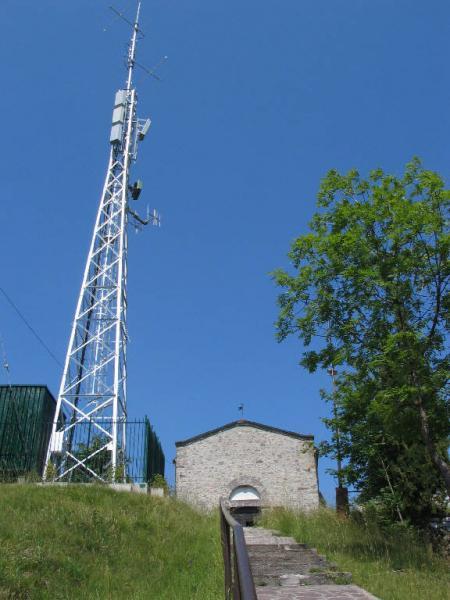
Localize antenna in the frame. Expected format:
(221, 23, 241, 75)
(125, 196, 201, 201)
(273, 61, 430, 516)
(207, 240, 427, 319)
(124, 1, 141, 91)
(106, 5, 167, 83)
(127, 204, 161, 228)
(135, 56, 168, 82)
(104, 5, 143, 35)
(109, 6, 144, 34)
(44, 0, 160, 483)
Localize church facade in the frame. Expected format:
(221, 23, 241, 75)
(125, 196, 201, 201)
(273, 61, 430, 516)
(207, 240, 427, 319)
(174, 420, 319, 513)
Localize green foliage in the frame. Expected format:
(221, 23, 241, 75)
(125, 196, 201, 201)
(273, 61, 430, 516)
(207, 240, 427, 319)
(24, 470, 42, 483)
(55, 436, 129, 483)
(274, 158, 450, 524)
(44, 461, 57, 482)
(151, 473, 169, 491)
(109, 460, 127, 483)
(69, 436, 112, 482)
(0, 485, 222, 599)
(263, 508, 449, 600)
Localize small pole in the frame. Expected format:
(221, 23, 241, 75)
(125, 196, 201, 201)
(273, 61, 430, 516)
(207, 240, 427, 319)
(0, 333, 11, 388)
(327, 366, 348, 514)
(238, 404, 244, 419)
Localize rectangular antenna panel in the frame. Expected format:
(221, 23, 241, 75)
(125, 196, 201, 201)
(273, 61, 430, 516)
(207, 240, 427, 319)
(139, 118, 151, 140)
(110, 123, 123, 144)
(114, 90, 127, 107)
(112, 105, 125, 124)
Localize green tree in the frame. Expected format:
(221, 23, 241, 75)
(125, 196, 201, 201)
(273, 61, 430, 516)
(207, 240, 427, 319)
(66, 437, 126, 483)
(69, 436, 111, 482)
(273, 159, 449, 523)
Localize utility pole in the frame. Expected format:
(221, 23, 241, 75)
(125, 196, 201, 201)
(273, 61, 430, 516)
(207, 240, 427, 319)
(327, 366, 348, 514)
(44, 1, 158, 482)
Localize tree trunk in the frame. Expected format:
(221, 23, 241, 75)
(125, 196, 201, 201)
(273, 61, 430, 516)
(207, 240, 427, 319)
(412, 372, 450, 495)
(380, 455, 403, 523)
(417, 400, 450, 494)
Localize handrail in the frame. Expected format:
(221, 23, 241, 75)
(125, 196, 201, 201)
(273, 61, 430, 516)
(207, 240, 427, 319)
(219, 498, 257, 600)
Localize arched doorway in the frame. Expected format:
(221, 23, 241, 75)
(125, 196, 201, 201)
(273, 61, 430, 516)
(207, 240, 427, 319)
(229, 485, 261, 526)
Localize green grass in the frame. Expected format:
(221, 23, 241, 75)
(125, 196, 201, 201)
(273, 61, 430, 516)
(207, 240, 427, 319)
(0, 485, 223, 599)
(262, 508, 449, 600)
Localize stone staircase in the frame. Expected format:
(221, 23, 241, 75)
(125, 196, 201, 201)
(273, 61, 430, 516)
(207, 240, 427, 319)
(244, 527, 378, 600)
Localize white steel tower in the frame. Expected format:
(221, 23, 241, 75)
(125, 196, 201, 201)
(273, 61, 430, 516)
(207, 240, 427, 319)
(45, 2, 155, 482)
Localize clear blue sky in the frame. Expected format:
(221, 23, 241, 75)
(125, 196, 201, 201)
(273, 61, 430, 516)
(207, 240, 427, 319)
(1, 0, 450, 504)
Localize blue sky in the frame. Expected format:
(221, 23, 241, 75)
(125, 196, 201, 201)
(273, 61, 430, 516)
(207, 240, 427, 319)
(1, 0, 450, 503)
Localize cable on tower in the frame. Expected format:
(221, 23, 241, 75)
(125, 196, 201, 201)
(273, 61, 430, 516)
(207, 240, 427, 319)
(0, 287, 62, 368)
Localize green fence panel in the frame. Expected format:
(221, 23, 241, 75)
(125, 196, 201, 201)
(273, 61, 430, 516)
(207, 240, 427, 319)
(143, 416, 165, 483)
(0, 385, 58, 480)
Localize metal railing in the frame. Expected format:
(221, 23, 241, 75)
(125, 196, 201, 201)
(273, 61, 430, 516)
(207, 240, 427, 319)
(220, 498, 257, 600)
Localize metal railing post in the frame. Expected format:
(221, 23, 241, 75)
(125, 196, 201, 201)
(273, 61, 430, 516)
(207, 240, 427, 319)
(220, 505, 233, 599)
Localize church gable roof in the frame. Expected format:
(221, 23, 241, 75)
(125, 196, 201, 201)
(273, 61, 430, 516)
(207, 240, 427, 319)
(175, 419, 314, 447)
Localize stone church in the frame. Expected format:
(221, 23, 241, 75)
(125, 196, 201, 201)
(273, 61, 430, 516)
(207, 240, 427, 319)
(174, 420, 319, 519)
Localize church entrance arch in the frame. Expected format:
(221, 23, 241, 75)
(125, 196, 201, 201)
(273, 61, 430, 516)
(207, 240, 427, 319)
(229, 485, 261, 526)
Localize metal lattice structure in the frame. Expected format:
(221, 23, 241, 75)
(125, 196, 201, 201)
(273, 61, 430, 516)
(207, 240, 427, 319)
(45, 2, 156, 482)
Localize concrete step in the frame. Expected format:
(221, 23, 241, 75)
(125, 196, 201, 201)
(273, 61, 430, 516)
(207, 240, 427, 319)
(253, 571, 352, 587)
(255, 584, 379, 599)
(245, 527, 352, 587)
(247, 527, 378, 598)
(244, 527, 297, 546)
(248, 544, 330, 560)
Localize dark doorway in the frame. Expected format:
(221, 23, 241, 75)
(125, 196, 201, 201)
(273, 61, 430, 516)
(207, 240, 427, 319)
(230, 505, 260, 526)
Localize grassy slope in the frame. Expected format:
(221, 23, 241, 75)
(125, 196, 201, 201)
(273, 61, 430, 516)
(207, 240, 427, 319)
(262, 508, 449, 600)
(0, 485, 223, 599)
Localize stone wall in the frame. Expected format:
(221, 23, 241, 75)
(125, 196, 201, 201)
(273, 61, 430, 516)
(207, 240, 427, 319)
(175, 423, 319, 511)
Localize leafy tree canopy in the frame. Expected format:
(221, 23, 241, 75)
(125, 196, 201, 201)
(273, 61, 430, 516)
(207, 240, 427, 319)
(273, 158, 449, 525)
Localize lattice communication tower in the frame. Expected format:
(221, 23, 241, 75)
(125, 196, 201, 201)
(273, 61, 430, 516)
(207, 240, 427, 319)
(45, 2, 157, 482)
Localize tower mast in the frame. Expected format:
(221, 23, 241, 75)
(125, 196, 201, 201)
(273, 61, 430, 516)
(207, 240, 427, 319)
(45, 1, 152, 482)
